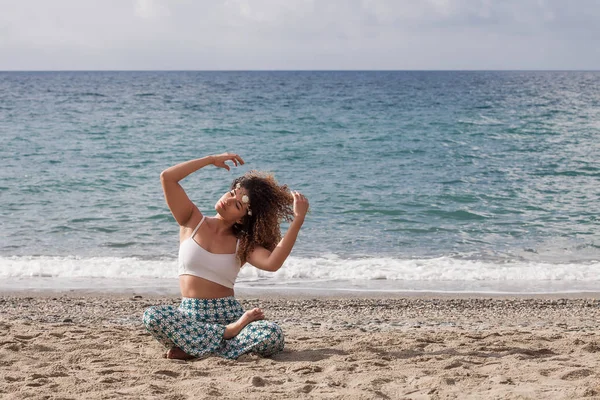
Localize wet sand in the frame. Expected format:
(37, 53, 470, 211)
(1, 293, 599, 399)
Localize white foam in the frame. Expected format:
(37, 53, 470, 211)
(1, 254, 599, 283)
(0, 255, 177, 279)
(237, 254, 600, 282)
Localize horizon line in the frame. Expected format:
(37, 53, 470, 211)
(1, 69, 599, 73)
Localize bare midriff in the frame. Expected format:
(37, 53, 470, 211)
(179, 274, 234, 299)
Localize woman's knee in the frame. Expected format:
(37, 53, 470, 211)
(261, 321, 285, 351)
(142, 306, 162, 328)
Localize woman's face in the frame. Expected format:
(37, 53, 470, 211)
(215, 186, 250, 222)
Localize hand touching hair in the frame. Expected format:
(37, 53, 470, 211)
(231, 171, 294, 264)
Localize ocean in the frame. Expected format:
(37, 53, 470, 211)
(1, 71, 599, 294)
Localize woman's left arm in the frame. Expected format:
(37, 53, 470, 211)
(247, 191, 309, 272)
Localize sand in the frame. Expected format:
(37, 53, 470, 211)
(1, 293, 599, 399)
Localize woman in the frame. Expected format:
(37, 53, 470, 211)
(142, 153, 308, 360)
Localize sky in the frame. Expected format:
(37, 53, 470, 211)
(1, 0, 599, 70)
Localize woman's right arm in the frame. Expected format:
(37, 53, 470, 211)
(160, 153, 244, 226)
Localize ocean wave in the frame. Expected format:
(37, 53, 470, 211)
(423, 209, 489, 221)
(1, 255, 598, 283)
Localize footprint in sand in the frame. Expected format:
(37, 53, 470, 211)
(297, 384, 314, 394)
(442, 377, 457, 386)
(370, 377, 393, 389)
(443, 360, 463, 370)
(250, 376, 267, 387)
(26, 374, 50, 387)
(4, 343, 21, 352)
(560, 369, 595, 381)
(100, 377, 121, 384)
(148, 383, 167, 395)
(291, 365, 323, 374)
(539, 368, 558, 376)
(14, 334, 41, 341)
(582, 342, 600, 353)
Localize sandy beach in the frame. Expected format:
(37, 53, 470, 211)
(1, 293, 599, 399)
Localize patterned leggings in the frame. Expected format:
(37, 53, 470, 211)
(142, 297, 284, 359)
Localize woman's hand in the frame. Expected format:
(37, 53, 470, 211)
(247, 190, 309, 272)
(292, 191, 309, 221)
(211, 153, 245, 171)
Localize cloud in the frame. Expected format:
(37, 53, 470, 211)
(0, 0, 599, 69)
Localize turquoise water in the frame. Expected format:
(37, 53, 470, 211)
(1, 71, 599, 292)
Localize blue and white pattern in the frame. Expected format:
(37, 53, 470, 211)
(142, 297, 284, 359)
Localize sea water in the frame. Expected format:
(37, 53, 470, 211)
(1, 71, 599, 293)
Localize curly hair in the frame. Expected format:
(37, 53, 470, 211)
(230, 171, 294, 265)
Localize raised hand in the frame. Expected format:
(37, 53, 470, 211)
(212, 153, 245, 171)
(292, 191, 309, 220)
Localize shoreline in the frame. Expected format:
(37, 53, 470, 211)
(1, 286, 599, 300)
(4, 272, 600, 297)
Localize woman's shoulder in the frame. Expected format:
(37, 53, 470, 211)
(179, 210, 204, 232)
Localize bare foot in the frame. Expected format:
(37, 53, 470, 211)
(165, 347, 195, 360)
(224, 308, 265, 339)
(239, 308, 265, 327)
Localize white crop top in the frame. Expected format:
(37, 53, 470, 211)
(178, 216, 241, 288)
